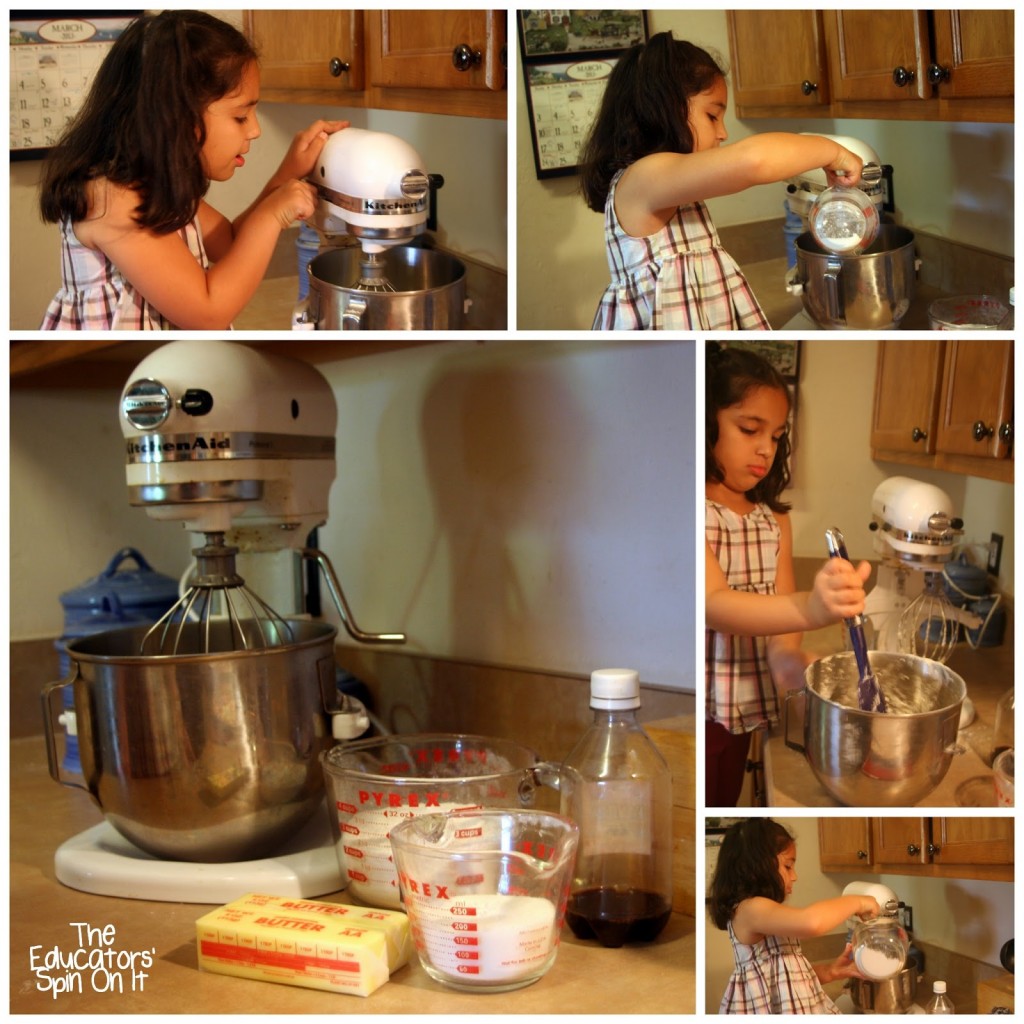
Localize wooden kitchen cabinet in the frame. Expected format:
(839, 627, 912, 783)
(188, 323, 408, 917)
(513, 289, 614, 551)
(246, 10, 506, 120)
(817, 818, 873, 869)
(871, 339, 1013, 483)
(822, 10, 930, 104)
(934, 340, 1014, 462)
(369, 11, 505, 95)
(820, 817, 1013, 882)
(726, 12, 830, 118)
(245, 11, 365, 99)
(728, 9, 1012, 122)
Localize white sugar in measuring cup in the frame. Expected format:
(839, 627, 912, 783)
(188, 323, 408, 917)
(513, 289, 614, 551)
(389, 809, 579, 992)
(809, 167, 882, 255)
(321, 735, 560, 910)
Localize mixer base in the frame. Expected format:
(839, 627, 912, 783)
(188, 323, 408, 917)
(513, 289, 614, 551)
(55, 805, 344, 904)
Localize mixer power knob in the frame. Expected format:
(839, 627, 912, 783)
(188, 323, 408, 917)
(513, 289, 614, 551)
(452, 43, 482, 72)
(892, 66, 916, 88)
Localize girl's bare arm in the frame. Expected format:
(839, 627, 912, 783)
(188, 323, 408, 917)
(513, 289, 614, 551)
(617, 133, 863, 237)
(733, 894, 879, 944)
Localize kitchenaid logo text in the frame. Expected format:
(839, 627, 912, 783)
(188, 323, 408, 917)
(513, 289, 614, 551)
(28, 923, 154, 999)
(127, 435, 232, 456)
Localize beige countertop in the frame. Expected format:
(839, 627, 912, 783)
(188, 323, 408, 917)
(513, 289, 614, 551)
(762, 624, 1013, 808)
(10, 735, 694, 1015)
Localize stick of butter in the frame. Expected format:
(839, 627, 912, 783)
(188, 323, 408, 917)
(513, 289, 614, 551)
(228, 893, 412, 973)
(196, 903, 390, 997)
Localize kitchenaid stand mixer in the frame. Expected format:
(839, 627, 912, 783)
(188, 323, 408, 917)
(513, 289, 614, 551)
(47, 340, 405, 902)
(295, 128, 467, 330)
(862, 477, 982, 662)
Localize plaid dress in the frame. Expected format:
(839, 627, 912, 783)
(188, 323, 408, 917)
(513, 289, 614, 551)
(592, 169, 770, 331)
(706, 499, 780, 735)
(720, 920, 840, 1014)
(41, 216, 210, 330)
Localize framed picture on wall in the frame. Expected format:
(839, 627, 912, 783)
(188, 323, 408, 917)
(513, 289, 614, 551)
(10, 13, 141, 161)
(519, 11, 649, 179)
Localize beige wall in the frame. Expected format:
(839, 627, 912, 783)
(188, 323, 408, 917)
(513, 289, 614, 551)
(10, 10, 507, 330)
(516, 10, 1014, 329)
(10, 340, 695, 691)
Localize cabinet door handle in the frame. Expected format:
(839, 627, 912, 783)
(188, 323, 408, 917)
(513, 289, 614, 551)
(911, 426, 928, 443)
(801, 79, 818, 96)
(999, 422, 1013, 443)
(857, 849, 868, 860)
(907, 843, 920, 855)
(892, 66, 916, 87)
(927, 63, 951, 85)
(329, 58, 350, 77)
(452, 43, 482, 72)
(973, 420, 996, 441)
(928, 843, 941, 855)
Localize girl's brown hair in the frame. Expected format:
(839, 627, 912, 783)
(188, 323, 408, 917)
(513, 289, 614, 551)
(40, 10, 258, 234)
(708, 818, 795, 929)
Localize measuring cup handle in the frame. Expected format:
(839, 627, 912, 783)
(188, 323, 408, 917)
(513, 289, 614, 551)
(40, 672, 90, 793)
(524, 760, 563, 804)
(783, 687, 807, 754)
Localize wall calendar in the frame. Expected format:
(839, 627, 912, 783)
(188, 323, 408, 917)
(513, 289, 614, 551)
(10, 14, 139, 160)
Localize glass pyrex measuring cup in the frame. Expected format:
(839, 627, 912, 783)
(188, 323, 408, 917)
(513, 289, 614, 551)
(809, 167, 882, 256)
(850, 917, 909, 980)
(321, 734, 559, 910)
(389, 809, 579, 992)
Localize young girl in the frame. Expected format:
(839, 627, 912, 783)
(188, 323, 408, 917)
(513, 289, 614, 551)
(39, 10, 347, 330)
(705, 343, 871, 806)
(579, 32, 864, 331)
(709, 818, 880, 1014)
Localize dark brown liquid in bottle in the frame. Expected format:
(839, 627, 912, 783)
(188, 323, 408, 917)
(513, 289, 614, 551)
(565, 888, 671, 948)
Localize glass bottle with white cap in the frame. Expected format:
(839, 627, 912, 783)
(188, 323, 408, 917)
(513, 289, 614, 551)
(559, 668, 673, 947)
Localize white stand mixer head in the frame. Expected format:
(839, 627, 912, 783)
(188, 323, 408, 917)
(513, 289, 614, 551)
(309, 127, 436, 253)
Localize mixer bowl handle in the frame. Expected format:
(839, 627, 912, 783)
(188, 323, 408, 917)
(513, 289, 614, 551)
(342, 296, 367, 330)
(783, 687, 807, 754)
(41, 672, 92, 794)
(823, 256, 845, 325)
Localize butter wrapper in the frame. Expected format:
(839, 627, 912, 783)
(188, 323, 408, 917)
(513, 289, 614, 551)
(230, 893, 412, 973)
(196, 902, 390, 997)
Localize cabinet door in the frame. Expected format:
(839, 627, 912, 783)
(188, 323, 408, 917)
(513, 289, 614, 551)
(931, 11, 1014, 99)
(931, 817, 1013, 866)
(372, 10, 505, 92)
(818, 818, 873, 869)
(934, 340, 1013, 460)
(245, 11, 365, 95)
(871, 340, 945, 455)
(726, 12, 830, 111)
(872, 817, 928, 866)
(823, 10, 929, 102)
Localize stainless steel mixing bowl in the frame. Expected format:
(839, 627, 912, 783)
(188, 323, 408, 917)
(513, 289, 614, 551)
(848, 965, 919, 1014)
(42, 620, 339, 862)
(784, 651, 965, 806)
(795, 225, 917, 329)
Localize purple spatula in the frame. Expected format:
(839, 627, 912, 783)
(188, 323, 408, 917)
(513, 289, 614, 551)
(825, 527, 887, 713)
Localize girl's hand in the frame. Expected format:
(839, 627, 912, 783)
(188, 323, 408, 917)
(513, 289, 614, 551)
(823, 942, 869, 983)
(260, 178, 319, 230)
(824, 144, 864, 188)
(276, 119, 349, 182)
(857, 896, 882, 921)
(807, 558, 871, 627)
